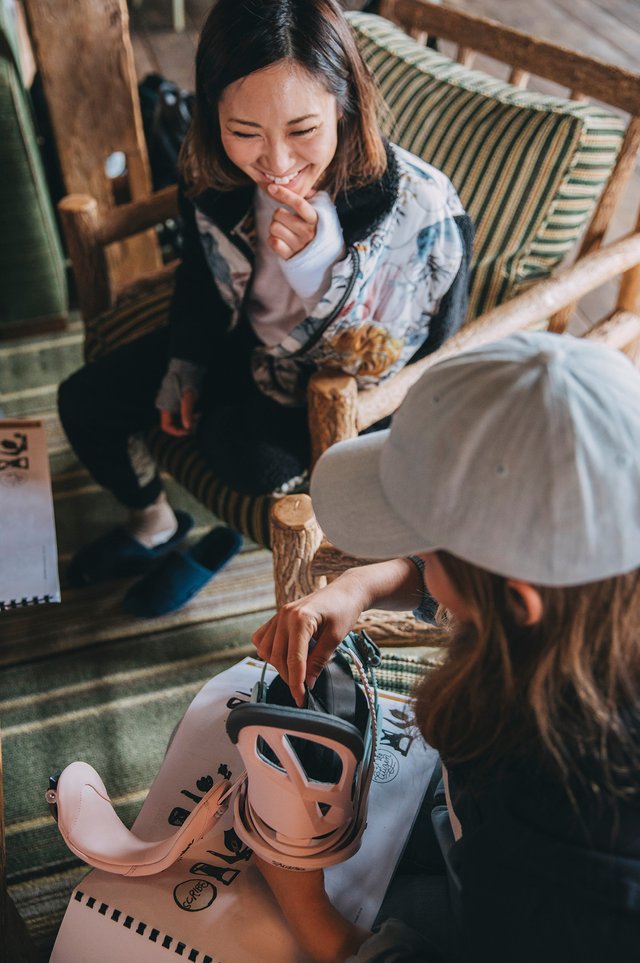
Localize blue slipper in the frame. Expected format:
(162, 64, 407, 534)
(122, 526, 243, 617)
(67, 511, 194, 587)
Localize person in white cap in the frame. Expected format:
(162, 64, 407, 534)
(252, 330, 640, 963)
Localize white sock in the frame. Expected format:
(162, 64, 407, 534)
(127, 494, 178, 549)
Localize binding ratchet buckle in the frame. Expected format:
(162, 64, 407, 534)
(44, 631, 381, 876)
(226, 631, 381, 870)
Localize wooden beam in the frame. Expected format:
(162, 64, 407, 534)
(312, 540, 379, 576)
(98, 186, 179, 246)
(270, 496, 327, 608)
(392, 0, 640, 114)
(585, 309, 640, 351)
(355, 610, 450, 648)
(307, 371, 358, 468)
(58, 195, 112, 321)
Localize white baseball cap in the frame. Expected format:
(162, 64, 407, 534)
(310, 331, 640, 586)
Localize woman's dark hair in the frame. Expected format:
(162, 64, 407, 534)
(180, 0, 387, 195)
(414, 552, 640, 801)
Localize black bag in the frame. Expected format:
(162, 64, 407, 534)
(138, 73, 194, 191)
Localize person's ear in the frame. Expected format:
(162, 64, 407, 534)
(505, 579, 544, 626)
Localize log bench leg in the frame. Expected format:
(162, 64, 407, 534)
(270, 494, 327, 608)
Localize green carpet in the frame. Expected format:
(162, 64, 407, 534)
(0, 320, 434, 956)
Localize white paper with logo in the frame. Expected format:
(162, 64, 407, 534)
(0, 419, 60, 608)
(52, 658, 436, 962)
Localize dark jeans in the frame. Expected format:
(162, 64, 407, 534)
(57, 326, 310, 507)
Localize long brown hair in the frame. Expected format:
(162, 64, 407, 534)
(414, 552, 640, 798)
(180, 0, 387, 196)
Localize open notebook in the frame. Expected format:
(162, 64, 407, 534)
(0, 419, 60, 608)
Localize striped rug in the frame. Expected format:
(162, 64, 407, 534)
(0, 320, 435, 955)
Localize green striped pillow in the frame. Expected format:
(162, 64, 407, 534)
(348, 12, 625, 319)
(84, 281, 174, 363)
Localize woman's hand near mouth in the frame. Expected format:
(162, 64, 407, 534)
(267, 182, 319, 259)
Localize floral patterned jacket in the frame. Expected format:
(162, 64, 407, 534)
(170, 144, 473, 405)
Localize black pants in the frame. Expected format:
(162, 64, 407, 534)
(57, 326, 310, 507)
(375, 760, 458, 960)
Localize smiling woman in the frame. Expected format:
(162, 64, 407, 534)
(56, 0, 472, 616)
(218, 62, 340, 201)
(217, 61, 341, 260)
(183, 0, 387, 195)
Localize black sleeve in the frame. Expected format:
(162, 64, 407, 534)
(409, 212, 474, 364)
(168, 185, 233, 364)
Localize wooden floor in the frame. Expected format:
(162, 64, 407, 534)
(129, 0, 640, 330)
(131, 0, 640, 89)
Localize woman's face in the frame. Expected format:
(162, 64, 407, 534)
(218, 60, 340, 198)
(415, 552, 476, 624)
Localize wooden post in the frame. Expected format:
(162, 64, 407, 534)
(270, 496, 327, 608)
(456, 45, 475, 67)
(58, 195, 112, 321)
(307, 371, 358, 468)
(378, 0, 398, 21)
(23, 0, 162, 291)
(585, 310, 640, 353)
(617, 205, 640, 315)
(408, 27, 428, 44)
(508, 67, 530, 88)
(618, 269, 640, 315)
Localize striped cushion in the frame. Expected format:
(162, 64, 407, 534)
(349, 12, 625, 319)
(84, 281, 174, 363)
(375, 653, 426, 694)
(85, 285, 276, 548)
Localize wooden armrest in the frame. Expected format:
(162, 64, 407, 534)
(586, 309, 640, 350)
(356, 231, 640, 431)
(59, 186, 178, 246)
(307, 231, 640, 454)
(58, 187, 180, 321)
(270, 493, 450, 643)
(97, 186, 179, 245)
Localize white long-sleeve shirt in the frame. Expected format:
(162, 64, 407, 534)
(247, 189, 346, 347)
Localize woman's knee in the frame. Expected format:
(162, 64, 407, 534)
(199, 405, 310, 494)
(207, 440, 307, 494)
(58, 366, 95, 431)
